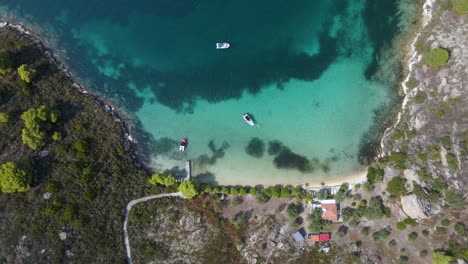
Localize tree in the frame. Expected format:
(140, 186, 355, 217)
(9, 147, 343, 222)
(204, 185, 212, 193)
(163, 175, 175, 187)
(445, 189, 464, 208)
(286, 202, 302, 218)
(432, 251, 452, 264)
(249, 187, 258, 195)
(451, 0, 468, 14)
(52, 132, 62, 141)
(230, 187, 238, 195)
(396, 221, 406, 230)
(317, 189, 328, 200)
(239, 187, 247, 195)
(308, 208, 331, 233)
(74, 139, 90, 153)
(0, 52, 12, 74)
(0, 112, 8, 123)
(17, 64, 36, 83)
(0, 162, 32, 193)
(148, 174, 165, 186)
(21, 106, 60, 150)
(386, 177, 407, 196)
(336, 225, 348, 238)
(367, 166, 384, 184)
(425, 48, 450, 69)
(178, 180, 198, 199)
(256, 192, 269, 204)
(408, 232, 418, 241)
(454, 222, 465, 236)
(291, 187, 301, 196)
(280, 187, 291, 198)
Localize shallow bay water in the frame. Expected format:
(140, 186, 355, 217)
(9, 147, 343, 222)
(0, 0, 405, 185)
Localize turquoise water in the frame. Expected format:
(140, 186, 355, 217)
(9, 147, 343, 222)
(0, 0, 404, 185)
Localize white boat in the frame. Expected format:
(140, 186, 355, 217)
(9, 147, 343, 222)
(216, 43, 230, 49)
(179, 138, 187, 151)
(243, 113, 254, 126)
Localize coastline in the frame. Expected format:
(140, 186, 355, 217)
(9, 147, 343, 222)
(0, 21, 140, 165)
(378, 0, 435, 157)
(0, 0, 432, 191)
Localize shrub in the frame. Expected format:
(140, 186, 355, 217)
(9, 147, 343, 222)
(17, 64, 36, 83)
(436, 226, 447, 235)
(308, 208, 331, 233)
(422, 229, 429, 237)
(178, 180, 198, 199)
(388, 239, 397, 247)
(0, 162, 33, 193)
(414, 92, 426, 104)
(249, 187, 258, 195)
(388, 152, 407, 169)
(372, 227, 391, 241)
(403, 217, 417, 226)
(280, 187, 291, 198)
(286, 202, 302, 218)
(230, 187, 239, 195)
(445, 189, 464, 208)
(399, 255, 409, 264)
(336, 225, 348, 238)
(221, 186, 229, 194)
(406, 78, 418, 88)
(204, 185, 212, 193)
(367, 165, 384, 184)
(396, 221, 406, 230)
(408, 232, 418, 241)
(74, 139, 90, 153)
(291, 187, 301, 196)
(0, 52, 12, 74)
(454, 222, 465, 236)
(52, 132, 62, 141)
(446, 153, 459, 170)
(0, 111, 9, 123)
(420, 250, 428, 258)
(231, 197, 242, 207)
(451, 0, 468, 14)
(441, 219, 450, 227)
(387, 177, 407, 196)
(239, 187, 247, 195)
(361, 227, 369, 236)
(364, 197, 387, 219)
(424, 48, 449, 69)
(363, 182, 374, 193)
(256, 192, 269, 204)
(432, 251, 452, 264)
(45, 183, 58, 193)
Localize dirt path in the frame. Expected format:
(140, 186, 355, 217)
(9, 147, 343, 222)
(123, 192, 183, 264)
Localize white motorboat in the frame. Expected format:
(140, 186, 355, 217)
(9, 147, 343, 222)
(243, 113, 254, 126)
(179, 138, 187, 151)
(216, 43, 230, 49)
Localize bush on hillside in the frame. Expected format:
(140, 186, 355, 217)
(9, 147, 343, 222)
(0, 52, 12, 74)
(17, 64, 36, 83)
(424, 48, 449, 69)
(0, 112, 8, 123)
(454, 222, 465, 236)
(386, 177, 407, 196)
(367, 165, 384, 184)
(0, 161, 33, 193)
(451, 0, 468, 14)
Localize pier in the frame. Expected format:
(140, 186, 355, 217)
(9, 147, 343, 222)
(185, 160, 191, 181)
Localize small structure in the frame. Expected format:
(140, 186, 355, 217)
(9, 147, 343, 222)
(312, 199, 339, 223)
(308, 233, 331, 243)
(293, 228, 306, 242)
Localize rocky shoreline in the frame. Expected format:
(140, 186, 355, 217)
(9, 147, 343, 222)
(0, 21, 140, 164)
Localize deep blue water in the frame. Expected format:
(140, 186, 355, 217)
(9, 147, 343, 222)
(0, 0, 407, 185)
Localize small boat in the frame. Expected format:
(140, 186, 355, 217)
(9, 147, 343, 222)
(242, 113, 254, 126)
(216, 43, 230, 49)
(179, 138, 187, 151)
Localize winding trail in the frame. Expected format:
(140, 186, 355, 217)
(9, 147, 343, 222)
(123, 192, 183, 264)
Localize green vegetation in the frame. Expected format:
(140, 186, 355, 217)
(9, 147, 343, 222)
(396, 221, 406, 230)
(408, 231, 418, 241)
(52, 132, 62, 141)
(420, 250, 428, 258)
(422, 229, 429, 237)
(0, 112, 8, 123)
(454, 222, 465, 236)
(386, 177, 407, 196)
(178, 180, 198, 199)
(445, 189, 464, 208)
(440, 219, 450, 227)
(403, 217, 417, 227)
(432, 251, 452, 264)
(21, 105, 60, 150)
(405, 78, 418, 89)
(17, 64, 36, 83)
(372, 227, 391, 241)
(334, 183, 349, 203)
(451, 0, 468, 14)
(0, 161, 32, 193)
(0, 51, 12, 74)
(361, 227, 369, 236)
(388, 152, 407, 169)
(307, 207, 331, 233)
(445, 153, 459, 170)
(424, 48, 449, 69)
(367, 165, 384, 184)
(336, 225, 348, 238)
(74, 139, 90, 153)
(414, 92, 426, 104)
(286, 202, 302, 218)
(436, 226, 447, 235)
(388, 239, 397, 247)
